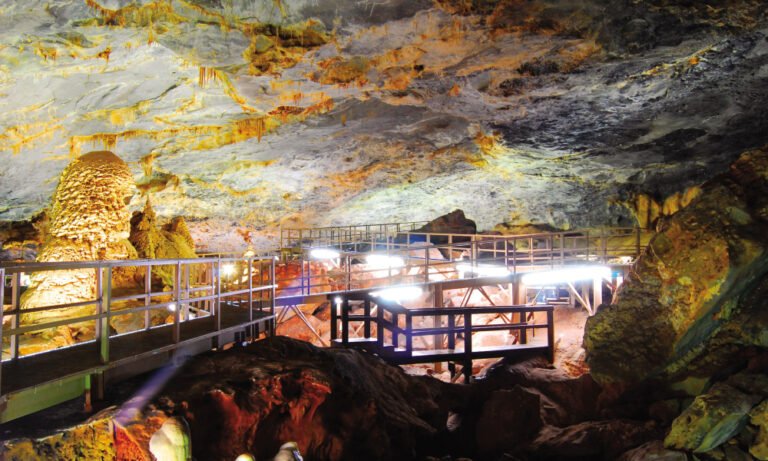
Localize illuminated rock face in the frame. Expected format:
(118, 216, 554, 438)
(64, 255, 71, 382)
(129, 199, 197, 288)
(0, 1, 766, 247)
(584, 146, 768, 391)
(20, 151, 135, 326)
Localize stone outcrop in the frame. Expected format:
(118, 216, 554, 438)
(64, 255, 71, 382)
(664, 382, 760, 453)
(129, 199, 197, 288)
(1, 417, 117, 460)
(414, 209, 477, 236)
(20, 151, 136, 326)
(751, 401, 768, 460)
(584, 147, 768, 391)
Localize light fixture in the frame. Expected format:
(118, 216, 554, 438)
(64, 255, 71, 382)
(520, 265, 611, 287)
(365, 254, 405, 269)
(334, 296, 342, 305)
(456, 263, 510, 278)
(310, 248, 340, 259)
(619, 256, 633, 264)
(167, 302, 177, 312)
(235, 454, 256, 461)
(370, 286, 423, 302)
(221, 263, 236, 277)
(243, 246, 256, 258)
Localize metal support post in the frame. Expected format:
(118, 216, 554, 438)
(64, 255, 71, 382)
(173, 262, 181, 344)
(11, 272, 20, 360)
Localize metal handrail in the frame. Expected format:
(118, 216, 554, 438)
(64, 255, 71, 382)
(280, 221, 429, 249)
(1, 256, 277, 398)
(331, 296, 555, 382)
(273, 227, 653, 298)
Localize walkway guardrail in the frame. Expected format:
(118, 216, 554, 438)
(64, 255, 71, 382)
(330, 293, 554, 382)
(274, 227, 651, 298)
(0, 256, 276, 399)
(280, 221, 429, 250)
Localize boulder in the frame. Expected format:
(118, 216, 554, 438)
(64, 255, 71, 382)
(618, 440, 688, 461)
(584, 147, 768, 390)
(1, 417, 117, 460)
(414, 210, 477, 235)
(475, 387, 544, 456)
(529, 419, 660, 460)
(129, 199, 198, 289)
(478, 357, 602, 426)
(397, 210, 477, 256)
(664, 382, 761, 453)
(750, 400, 768, 460)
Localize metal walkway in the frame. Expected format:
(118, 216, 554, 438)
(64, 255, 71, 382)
(330, 290, 554, 383)
(0, 223, 652, 422)
(0, 256, 276, 422)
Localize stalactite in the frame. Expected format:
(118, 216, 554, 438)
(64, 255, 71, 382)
(198, 66, 217, 87)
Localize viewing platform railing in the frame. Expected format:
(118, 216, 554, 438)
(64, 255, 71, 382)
(330, 293, 555, 382)
(275, 227, 652, 299)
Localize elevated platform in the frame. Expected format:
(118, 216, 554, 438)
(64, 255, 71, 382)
(329, 291, 555, 382)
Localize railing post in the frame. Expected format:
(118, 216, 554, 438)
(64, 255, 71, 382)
(96, 266, 110, 364)
(520, 307, 528, 344)
(405, 312, 413, 356)
(463, 312, 472, 383)
(585, 231, 590, 262)
(504, 239, 509, 270)
(341, 297, 349, 345)
(330, 297, 338, 341)
(601, 228, 607, 262)
(144, 264, 151, 330)
(215, 259, 222, 335)
(547, 308, 555, 363)
(0, 268, 4, 391)
(300, 257, 306, 295)
(376, 299, 384, 348)
(173, 261, 181, 344)
(248, 258, 254, 337)
(512, 238, 517, 275)
(549, 235, 554, 268)
(345, 255, 351, 291)
(10, 272, 20, 360)
(364, 298, 371, 339)
(392, 312, 399, 348)
(560, 233, 565, 264)
(270, 258, 276, 336)
(424, 247, 429, 284)
(307, 260, 312, 295)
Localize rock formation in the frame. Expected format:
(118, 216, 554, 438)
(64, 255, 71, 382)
(583, 147, 768, 458)
(20, 151, 136, 327)
(584, 146, 768, 391)
(129, 199, 197, 288)
(2, 338, 675, 461)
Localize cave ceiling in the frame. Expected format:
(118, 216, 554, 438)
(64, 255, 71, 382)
(1, 0, 767, 244)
